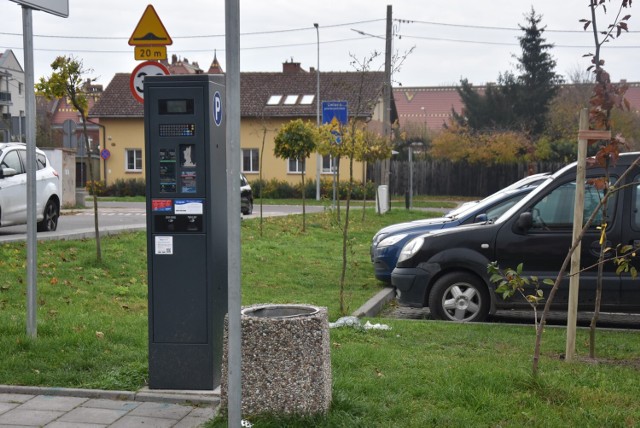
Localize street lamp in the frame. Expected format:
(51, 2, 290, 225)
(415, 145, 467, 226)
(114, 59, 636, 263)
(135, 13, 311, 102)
(314, 23, 321, 201)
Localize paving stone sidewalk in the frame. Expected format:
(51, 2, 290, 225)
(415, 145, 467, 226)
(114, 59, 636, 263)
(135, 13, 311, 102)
(0, 389, 218, 427)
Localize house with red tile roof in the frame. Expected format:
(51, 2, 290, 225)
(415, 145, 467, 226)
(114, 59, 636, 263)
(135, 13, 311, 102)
(33, 79, 103, 186)
(394, 81, 640, 132)
(89, 60, 393, 186)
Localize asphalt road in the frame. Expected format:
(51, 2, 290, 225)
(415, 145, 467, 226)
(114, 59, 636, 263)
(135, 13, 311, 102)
(0, 202, 325, 243)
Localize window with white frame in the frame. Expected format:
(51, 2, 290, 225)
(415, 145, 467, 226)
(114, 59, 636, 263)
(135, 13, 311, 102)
(126, 149, 142, 172)
(242, 148, 259, 173)
(322, 155, 337, 173)
(287, 158, 305, 174)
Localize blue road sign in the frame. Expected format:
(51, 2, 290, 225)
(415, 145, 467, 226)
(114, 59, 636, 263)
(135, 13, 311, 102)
(322, 101, 348, 125)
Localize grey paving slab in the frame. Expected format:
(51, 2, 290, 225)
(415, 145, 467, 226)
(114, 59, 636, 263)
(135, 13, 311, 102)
(0, 393, 34, 404)
(57, 407, 128, 424)
(80, 398, 140, 412)
(0, 386, 218, 427)
(0, 402, 19, 415)
(45, 422, 106, 428)
(128, 401, 192, 420)
(109, 415, 176, 428)
(174, 415, 211, 428)
(20, 395, 89, 411)
(184, 407, 215, 419)
(0, 408, 65, 425)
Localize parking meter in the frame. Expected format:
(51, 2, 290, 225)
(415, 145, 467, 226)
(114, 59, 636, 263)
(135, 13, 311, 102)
(143, 74, 227, 390)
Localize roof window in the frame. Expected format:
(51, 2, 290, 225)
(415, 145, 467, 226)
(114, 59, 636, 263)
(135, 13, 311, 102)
(284, 95, 299, 105)
(300, 95, 315, 105)
(267, 95, 282, 105)
(266, 94, 316, 106)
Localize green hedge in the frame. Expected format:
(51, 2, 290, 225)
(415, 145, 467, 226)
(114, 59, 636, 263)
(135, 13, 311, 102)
(251, 178, 376, 200)
(86, 179, 146, 197)
(86, 177, 376, 200)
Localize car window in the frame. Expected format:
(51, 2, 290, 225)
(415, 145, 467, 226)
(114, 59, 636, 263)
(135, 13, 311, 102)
(485, 193, 528, 221)
(36, 153, 47, 170)
(530, 179, 616, 230)
(1, 150, 24, 174)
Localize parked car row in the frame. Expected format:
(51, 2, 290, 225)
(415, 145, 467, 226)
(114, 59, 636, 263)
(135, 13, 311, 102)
(0, 143, 60, 232)
(374, 152, 640, 322)
(371, 173, 549, 283)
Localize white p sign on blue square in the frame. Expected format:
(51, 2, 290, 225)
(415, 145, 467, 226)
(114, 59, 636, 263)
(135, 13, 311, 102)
(214, 92, 223, 126)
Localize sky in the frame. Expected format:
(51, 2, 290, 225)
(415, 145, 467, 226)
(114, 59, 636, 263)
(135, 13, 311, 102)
(1, 0, 639, 89)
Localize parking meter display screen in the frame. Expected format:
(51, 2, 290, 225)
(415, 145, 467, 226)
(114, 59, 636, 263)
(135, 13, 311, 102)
(159, 99, 194, 115)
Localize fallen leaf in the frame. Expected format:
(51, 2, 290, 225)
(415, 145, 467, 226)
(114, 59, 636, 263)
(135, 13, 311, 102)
(95, 331, 105, 339)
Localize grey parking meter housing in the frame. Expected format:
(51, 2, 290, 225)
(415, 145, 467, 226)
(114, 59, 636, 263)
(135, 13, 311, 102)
(144, 74, 227, 390)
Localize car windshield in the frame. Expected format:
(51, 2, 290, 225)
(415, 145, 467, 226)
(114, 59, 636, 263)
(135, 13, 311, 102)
(493, 173, 559, 225)
(446, 173, 549, 219)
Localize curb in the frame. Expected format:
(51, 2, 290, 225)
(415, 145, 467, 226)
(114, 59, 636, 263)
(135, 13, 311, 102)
(352, 287, 396, 318)
(0, 384, 219, 406)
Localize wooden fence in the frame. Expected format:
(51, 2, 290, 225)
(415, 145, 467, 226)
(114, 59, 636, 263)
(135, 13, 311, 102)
(370, 160, 566, 197)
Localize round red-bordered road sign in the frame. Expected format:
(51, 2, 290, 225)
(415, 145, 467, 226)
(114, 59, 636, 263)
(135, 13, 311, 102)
(129, 61, 170, 103)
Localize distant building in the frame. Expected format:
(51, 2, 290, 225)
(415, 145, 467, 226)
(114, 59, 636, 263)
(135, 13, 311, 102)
(394, 82, 640, 131)
(0, 49, 25, 142)
(90, 59, 393, 186)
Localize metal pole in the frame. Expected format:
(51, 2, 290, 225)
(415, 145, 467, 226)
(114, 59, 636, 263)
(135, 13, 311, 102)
(408, 145, 413, 210)
(22, 6, 37, 339)
(225, 0, 242, 426)
(382, 5, 392, 210)
(314, 23, 321, 201)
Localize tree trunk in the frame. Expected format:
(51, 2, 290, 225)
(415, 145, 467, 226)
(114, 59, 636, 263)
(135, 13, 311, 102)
(79, 109, 101, 262)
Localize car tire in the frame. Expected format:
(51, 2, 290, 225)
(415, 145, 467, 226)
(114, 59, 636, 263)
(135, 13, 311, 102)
(37, 198, 59, 232)
(242, 200, 253, 216)
(428, 272, 490, 322)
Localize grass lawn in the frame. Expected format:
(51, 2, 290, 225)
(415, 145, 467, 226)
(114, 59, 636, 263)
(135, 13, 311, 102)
(0, 207, 431, 389)
(211, 321, 640, 427)
(2, 205, 639, 426)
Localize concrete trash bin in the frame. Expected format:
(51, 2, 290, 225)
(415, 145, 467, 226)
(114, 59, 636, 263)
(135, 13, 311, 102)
(221, 304, 332, 416)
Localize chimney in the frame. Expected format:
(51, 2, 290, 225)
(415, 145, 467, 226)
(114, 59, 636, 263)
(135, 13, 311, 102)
(283, 61, 304, 74)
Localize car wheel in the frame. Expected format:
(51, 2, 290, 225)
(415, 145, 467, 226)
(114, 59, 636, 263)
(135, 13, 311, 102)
(428, 272, 490, 322)
(37, 198, 59, 232)
(247, 200, 253, 215)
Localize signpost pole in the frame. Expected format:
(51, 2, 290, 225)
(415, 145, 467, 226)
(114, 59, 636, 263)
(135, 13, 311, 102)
(226, 0, 242, 425)
(22, 5, 37, 338)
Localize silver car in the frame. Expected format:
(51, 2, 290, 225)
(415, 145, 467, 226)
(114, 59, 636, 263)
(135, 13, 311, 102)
(0, 143, 60, 231)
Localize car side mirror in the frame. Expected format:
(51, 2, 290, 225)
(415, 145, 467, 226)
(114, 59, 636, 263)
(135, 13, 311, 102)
(474, 213, 488, 223)
(0, 167, 17, 179)
(515, 211, 533, 232)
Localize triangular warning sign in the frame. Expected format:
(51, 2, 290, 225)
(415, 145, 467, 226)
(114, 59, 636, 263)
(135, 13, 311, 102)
(128, 5, 173, 46)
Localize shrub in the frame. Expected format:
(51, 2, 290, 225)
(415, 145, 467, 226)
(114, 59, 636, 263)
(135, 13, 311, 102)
(248, 177, 375, 200)
(87, 179, 146, 197)
(85, 180, 107, 196)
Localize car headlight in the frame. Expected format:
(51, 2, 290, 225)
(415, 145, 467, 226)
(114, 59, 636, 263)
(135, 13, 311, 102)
(397, 236, 425, 263)
(372, 232, 388, 246)
(378, 233, 408, 248)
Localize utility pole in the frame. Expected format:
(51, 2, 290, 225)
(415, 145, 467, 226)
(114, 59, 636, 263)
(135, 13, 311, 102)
(380, 4, 393, 208)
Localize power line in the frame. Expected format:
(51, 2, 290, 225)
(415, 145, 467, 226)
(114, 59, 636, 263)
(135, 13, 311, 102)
(0, 19, 385, 40)
(0, 36, 371, 54)
(396, 18, 640, 34)
(397, 34, 640, 49)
